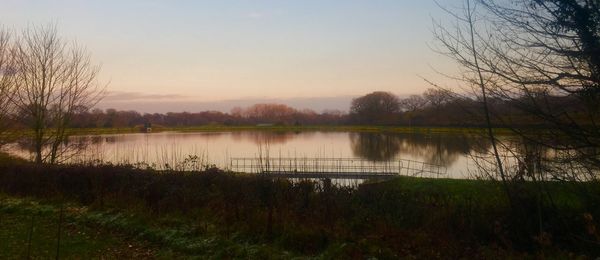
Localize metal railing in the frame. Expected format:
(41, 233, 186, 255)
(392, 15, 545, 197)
(230, 157, 447, 178)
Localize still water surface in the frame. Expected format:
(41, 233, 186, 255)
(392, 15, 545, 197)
(15, 131, 492, 179)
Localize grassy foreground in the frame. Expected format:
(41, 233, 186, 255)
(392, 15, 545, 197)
(0, 196, 293, 259)
(0, 196, 159, 259)
(0, 155, 598, 258)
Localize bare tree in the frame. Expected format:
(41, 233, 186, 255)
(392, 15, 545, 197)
(431, 2, 600, 247)
(0, 27, 16, 146)
(423, 88, 454, 108)
(11, 24, 104, 163)
(433, 0, 600, 182)
(400, 94, 427, 112)
(399, 94, 427, 127)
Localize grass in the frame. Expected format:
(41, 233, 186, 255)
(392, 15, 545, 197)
(378, 176, 591, 210)
(0, 156, 597, 257)
(0, 197, 159, 259)
(0, 195, 295, 259)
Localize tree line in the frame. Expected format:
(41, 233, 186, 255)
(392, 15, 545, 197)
(349, 87, 596, 127)
(63, 104, 347, 128)
(33, 88, 547, 128)
(5, 86, 587, 130)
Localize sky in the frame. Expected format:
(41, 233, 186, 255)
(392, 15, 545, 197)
(1, 0, 457, 112)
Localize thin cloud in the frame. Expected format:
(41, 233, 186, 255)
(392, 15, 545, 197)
(96, 95, 355, 113)
(103, 91, 188, 102)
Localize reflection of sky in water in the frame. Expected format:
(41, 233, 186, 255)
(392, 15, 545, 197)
(8, 131, 497, 179)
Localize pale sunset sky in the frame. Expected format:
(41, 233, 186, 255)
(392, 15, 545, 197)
(1, 0, 457, 112)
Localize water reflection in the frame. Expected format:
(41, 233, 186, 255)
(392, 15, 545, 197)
(230, 131, 303, 145)
(349, 133, 401, 161)
(8, 131, 493, 178)
(350, 132, 488, 166)
(14, 135, 96, 163)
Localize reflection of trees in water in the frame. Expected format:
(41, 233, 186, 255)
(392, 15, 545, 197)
(230, 131, 308, 145)
(498, 137, 564, 180)
(180, 132, 224, 141)
(16, 135, 96, 162)
(349, 132, 489, 166)
(348, 133, 402, 161)
(90, 136, 103, 144)
(16, 139, 36, 153)
(408, 134, 479, 166)
(469, 136, 586, 180)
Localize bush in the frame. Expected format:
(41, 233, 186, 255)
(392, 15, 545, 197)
(0, 158, 597, 257)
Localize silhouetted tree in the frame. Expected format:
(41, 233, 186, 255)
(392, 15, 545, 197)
(350, 91, 400, 125)
(433, 2, 600, 250)
(12, 24, 104, 163)
(399, 94, 427, 126)
(423, 88, 454, 108)
(434, 0, 600, 181)
(400, 95, 427, 112)
(0, 27, 16, 145)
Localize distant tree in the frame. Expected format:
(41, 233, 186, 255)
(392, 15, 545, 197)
(350, 91, 400, 125)
(11, 24, 104, 163)
(321, 109, 344, 123)
(89, 108, 105, 128)
(65, 106, 348, 128)
(243, 103, 296, 124)
(230, 107, 243, 118)
(400, 95, 427, 112)
(0, 27, 16, 145)
(103, 108, 117, 127)
(423, 88, 454, 108)
(399, 94, 427, 126)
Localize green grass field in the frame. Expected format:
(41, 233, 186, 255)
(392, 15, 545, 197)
(0, 195, 294, 259)
(0, 197, 159, 259)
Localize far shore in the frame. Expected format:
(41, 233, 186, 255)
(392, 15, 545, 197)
(2, 125, 518, 137)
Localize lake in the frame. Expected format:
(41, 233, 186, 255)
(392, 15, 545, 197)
(9, 131, 497, 179)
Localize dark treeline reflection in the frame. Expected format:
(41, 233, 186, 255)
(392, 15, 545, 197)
(15, 135, 99, 162)
(16, 136, 92, 153)
(13, 131, 553, 173)
(230, 131, 306, 145)
(17, 135, 122, 152)
(349, 132, 489, 166)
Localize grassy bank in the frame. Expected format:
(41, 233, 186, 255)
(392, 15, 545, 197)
(0, 157, 598, 258)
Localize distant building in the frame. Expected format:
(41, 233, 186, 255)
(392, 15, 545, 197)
(143, 122, 152, 132)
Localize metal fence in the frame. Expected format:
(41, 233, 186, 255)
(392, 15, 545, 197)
(230, 157, 447, 178)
